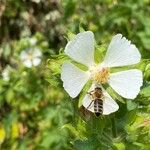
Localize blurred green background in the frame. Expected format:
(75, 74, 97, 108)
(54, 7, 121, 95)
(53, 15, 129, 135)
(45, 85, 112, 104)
(0, 0, 150, 150)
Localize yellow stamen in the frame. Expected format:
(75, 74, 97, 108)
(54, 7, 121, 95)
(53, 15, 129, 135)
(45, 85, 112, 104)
(90, 64, 110, 84)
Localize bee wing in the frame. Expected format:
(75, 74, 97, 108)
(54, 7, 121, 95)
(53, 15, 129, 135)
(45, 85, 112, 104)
(82, 84, 119, 115)
(102, 90, 119, 115)
(82, 93, 95, 113)
(82, 83, 97, 113)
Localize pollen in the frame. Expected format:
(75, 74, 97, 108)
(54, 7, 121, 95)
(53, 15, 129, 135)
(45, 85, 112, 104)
(90, 65, 110, 84)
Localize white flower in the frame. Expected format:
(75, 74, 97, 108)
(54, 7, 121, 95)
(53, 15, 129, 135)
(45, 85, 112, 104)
(20, 48, 42, 68)
(2, 66, 10, 81)
(61, 31, 143, 114)
(31, 0, 41, 3)
(30, 38, 37, 46)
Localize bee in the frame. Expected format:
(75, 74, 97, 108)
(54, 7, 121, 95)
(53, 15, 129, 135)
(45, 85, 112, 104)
(82, 85, 119, 117)
(87, 87, 104, 117)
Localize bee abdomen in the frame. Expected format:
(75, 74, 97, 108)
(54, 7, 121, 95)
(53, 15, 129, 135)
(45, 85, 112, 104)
(94, 99, 103, 116)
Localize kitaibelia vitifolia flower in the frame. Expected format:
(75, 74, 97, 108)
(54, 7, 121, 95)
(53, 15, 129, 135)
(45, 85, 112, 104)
(20, 48, 42, 68)
(61, 31, 143, 115)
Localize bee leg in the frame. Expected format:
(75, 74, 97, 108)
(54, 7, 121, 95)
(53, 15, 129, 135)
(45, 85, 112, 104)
(87, 100, 94, 109)
(87, 90, 94, 95)
(87, 92, 92, 95)
(87, 91, 95, 100)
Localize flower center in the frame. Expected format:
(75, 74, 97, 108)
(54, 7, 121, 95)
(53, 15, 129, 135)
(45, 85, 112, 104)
(89, 64, 110, 84)
(27, 53, 34, 61)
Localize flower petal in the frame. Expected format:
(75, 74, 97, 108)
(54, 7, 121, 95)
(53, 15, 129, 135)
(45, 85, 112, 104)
(61, 62, 90, 98)
(82, 84, 95, 113)
(109, 69, 143, 99)
(82, 84, 119, 115)
(65, 31, 95, 67)
(102, 89, 119, 115)
(23, 60, 32, 68)
(33, 48, 42, 57)
(20, 51, 28, 61)
(33, 58, 41, 66)
(102, 34, 141, 67)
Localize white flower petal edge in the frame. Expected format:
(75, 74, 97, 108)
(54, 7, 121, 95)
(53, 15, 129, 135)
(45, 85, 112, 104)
(82, 84, 119, 115)
(65, 31, 95, 67)
(108, 69, 143, 99)
(61, 62, 90, 98)
(102, 34, 141, 67)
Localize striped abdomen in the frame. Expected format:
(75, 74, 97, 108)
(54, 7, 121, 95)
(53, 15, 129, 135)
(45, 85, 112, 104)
(94, 99, 103, 117)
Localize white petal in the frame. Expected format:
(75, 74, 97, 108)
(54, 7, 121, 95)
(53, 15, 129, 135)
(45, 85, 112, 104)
(65, 31, 95, 67)
(109, 69, 143, 99)
(2, 67, 10, 81)
(20, 51, 28, 61)
(102, 34, 141, 67)
(33, 48, 42, 57)
(61, 62, 90, 98)
(23, 59, 32, 68)
(30, 38, 37, 45)
(32, 58, 41, 66)
(102, 89, 119, 115)
(82, 84, 95, 113)
(82, 84, 119, 115)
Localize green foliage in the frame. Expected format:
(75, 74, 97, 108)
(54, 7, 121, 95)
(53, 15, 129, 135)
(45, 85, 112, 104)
(0, 0, 150, 150)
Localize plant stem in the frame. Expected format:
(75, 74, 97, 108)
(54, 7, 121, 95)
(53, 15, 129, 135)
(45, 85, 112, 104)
(111, 115, 117, 138)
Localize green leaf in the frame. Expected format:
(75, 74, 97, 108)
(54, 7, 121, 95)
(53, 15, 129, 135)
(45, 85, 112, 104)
(105, 86, 125, 104)
(86, 116, 106, 135)
(125, 109, 137, 125)
(46, 77, 59, 87)
(140, 81, 150, 97)
(113, 142, 126, 150)
(64, 0, 76, 19)
(66, 30, 76, 41)
(62, 123, 85, 140)
(74, 138, 98, 150)
(72, 61, 88, 71)
(138, 32, 150, 50)
(135, 59, 150, 71)
(94, 45, 106, 64)
(127, 100, 138, 111)
(144, 64, 150, 81)
(79, 26, 85, 32)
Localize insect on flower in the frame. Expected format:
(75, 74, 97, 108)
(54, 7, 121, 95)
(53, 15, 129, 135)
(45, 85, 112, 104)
(86, 85, 120, 116)
(87, 87, 104, 116)
(61, 31, 143, 115)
